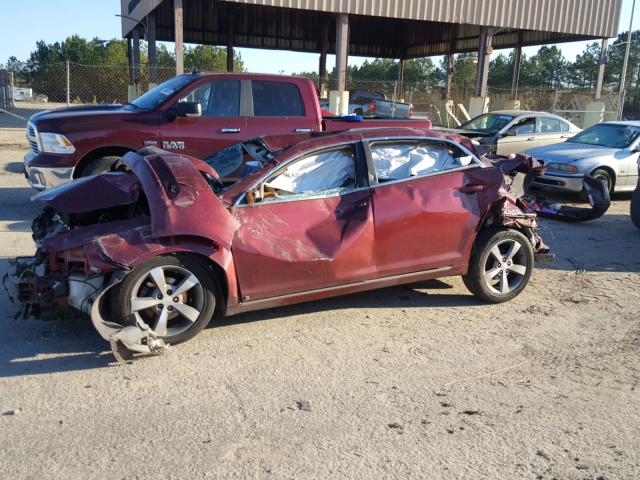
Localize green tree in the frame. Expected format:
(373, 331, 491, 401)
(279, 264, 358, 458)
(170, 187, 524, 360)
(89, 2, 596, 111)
(183, 45, 244, 72)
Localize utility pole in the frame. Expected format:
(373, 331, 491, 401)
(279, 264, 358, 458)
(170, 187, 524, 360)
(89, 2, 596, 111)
(619, 0, 636, 120)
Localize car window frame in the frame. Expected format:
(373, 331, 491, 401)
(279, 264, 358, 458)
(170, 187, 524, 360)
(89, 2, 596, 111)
(233, 141, 370, 208)
(538, 115, 565, 134)
(362, 136, 485, 188)
(504, 116, 537, 136)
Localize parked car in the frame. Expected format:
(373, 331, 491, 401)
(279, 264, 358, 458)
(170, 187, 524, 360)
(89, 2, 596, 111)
(525, 122, 640, 194)
(631, 156, 640, 229)
(7, 128, 550, 358)
(23, 73, 431, 190)
(445, 110, 580, 156)
(321, 89, 413, 118)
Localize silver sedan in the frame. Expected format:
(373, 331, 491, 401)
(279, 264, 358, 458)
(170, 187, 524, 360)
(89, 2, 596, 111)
(525, 121, 640, 194)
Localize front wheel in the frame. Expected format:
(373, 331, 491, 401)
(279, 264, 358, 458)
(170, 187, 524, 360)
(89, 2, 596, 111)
(591, 168, 613, 194)
(111, 255, 218, 345)
(631, 184, 640, 230)
(463, 229, 534, 303)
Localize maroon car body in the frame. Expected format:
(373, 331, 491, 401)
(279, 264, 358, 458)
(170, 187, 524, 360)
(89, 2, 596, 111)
(23, 73, 431, 190)
(8, 128, 550, 360)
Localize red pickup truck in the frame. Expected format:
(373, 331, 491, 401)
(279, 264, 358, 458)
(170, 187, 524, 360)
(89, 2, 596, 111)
(23, 73, 431, 190)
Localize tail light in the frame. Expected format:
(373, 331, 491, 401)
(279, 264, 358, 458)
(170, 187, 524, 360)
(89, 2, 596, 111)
(408, 104, 414, 118)
(368, 101, 376, 113)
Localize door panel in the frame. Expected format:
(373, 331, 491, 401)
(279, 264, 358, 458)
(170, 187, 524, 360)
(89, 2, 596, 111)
(232, 190, 375, 300)
(159, 79, 246, 160)
(497, 116, 539, 155)
(372, 170, 484, 278)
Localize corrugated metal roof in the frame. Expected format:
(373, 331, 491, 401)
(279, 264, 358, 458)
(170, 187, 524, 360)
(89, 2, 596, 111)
(140, 0, 622, 58)
(221, 0, 621, 37)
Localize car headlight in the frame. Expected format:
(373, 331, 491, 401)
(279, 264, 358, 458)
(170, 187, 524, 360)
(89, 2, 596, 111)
(39, 133, 76, 154)
(546, 162, 579, 173)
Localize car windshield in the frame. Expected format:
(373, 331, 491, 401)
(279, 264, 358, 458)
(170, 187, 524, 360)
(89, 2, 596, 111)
(129, 75, 196, 110)
(568, 124, 640, 149)
(461, 113, 515, 133)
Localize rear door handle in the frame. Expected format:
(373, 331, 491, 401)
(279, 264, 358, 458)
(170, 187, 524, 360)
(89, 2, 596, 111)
(295, 128, 312, 133)
(459, 184, 485, 194)
(336, 199, 369, 217)
(527, 137, 536, 141)
(221, 128, 241, 134)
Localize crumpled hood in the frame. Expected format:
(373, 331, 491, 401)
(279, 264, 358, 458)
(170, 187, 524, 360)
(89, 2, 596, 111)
(525, 142, 619, 164)
(33, 148, 239, 250)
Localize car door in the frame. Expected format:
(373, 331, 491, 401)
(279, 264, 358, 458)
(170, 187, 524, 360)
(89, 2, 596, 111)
(159, 78, 246, 159)
(496, 116, 539, 155)
(536, 116, 573, 148)
(243, 79, 320, 139)
(367, 138, 486, 278)
(231, 142, 375, 301)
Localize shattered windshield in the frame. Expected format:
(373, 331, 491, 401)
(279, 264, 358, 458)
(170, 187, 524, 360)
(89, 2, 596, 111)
(568, 124, 640, 149)
(204, 140, 276, 188)
(462, 113, 515, 133)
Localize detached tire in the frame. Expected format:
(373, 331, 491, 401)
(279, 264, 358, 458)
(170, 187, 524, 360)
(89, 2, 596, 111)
(78, 155, 122, 177)
(463, 229, 534, 303)
(631, 184, 640, 230)
(111, 255, 218, 345)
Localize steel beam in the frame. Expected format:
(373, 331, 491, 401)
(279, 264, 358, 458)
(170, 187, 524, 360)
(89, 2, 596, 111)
(174, 0, 184, 75)
(335, 14, 349, 92)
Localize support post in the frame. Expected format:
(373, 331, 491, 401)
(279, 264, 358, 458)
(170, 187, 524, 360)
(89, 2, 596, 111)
(335, 13, 349, 93)
(318, 18, 329, 97)
(174, 0, 184, 75)
(227, 10, 234, 72)
(398, 58, 405, 97)
(445, 53, 455, 100)
(595, 38, 608, 101)
(475, 27, 494, 98)
(66, 60, 70, 106)
(620, 0, 636, 119)
(132, 28, 141, 97)
(147, 11, 158, 87)
(511, 46, 522, 100)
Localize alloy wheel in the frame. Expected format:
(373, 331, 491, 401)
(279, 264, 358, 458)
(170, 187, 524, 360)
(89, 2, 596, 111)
(483, 239, 529, 295)
(129, 265, 205, 337)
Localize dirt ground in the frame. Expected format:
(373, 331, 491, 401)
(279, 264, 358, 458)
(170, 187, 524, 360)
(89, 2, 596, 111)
(0, 139, 638, 479)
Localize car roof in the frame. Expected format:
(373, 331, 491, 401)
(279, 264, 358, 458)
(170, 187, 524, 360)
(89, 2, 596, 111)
(490, 109, 555, 117)
(602, 120, 640, 127)
(258, 127, 472, 157)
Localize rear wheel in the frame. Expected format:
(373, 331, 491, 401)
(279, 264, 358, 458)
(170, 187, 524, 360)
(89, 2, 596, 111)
(112, 255, 218, 345)
(463, 229, 534, 303)
(631, 183, 640, 230)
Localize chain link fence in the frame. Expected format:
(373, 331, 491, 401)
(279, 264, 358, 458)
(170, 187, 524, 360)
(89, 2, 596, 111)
(0, 61, 630, 150)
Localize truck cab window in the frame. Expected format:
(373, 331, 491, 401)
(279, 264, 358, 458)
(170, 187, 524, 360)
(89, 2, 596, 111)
(252, 81, 305, 117)
(180, 80, 240, 117)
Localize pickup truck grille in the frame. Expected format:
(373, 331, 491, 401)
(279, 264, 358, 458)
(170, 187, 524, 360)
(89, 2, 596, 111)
(26, 122, 39, 155)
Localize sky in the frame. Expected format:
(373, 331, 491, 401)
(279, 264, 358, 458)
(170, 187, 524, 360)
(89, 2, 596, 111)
(1, 0, 639, 74)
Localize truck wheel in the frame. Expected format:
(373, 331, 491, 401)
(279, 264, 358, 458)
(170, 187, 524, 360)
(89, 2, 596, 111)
(462, 228, 534, 303)
(78, 155, 122, 177)
(111, 255, 218, 345)
(631, 183, 640, 230)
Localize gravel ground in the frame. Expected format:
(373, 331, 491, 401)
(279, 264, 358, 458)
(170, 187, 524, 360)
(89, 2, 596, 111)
(0, 144, 638, 480)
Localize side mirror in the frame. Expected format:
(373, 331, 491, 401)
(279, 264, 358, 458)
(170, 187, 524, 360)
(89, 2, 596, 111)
(503, 130, 517, 137)
(167, 101, 202, 119)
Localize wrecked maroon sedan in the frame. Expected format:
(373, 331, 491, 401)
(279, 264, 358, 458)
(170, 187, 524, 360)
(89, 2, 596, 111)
(6, 128, 550, 360)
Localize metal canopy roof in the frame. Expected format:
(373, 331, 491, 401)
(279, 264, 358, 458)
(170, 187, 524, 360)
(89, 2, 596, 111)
(123, 0, 622, 58)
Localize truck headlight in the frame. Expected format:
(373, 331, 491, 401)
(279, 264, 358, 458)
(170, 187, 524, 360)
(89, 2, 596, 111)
(39, 133, 76, 154)
(546, 162, 578, 173)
